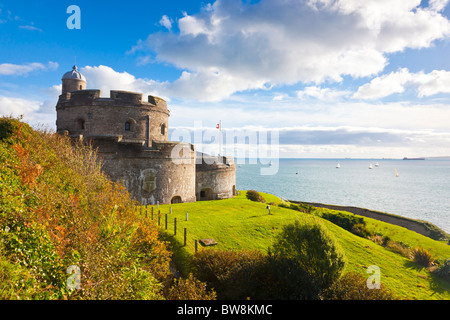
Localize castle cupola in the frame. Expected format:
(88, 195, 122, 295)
(61, 65, 86, 94)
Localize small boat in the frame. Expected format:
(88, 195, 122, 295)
(369, 164, 373, 169)
(336, 163, 340, 168)
(395, 168, 399, 177)
(375, 162, 379, 167)
(269, 160, 273, 166)
(296, 170, 298, 174)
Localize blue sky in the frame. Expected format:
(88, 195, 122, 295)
(2, 0, 450, 158)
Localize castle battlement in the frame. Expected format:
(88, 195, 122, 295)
(58, 89, 168, 112)
(56, 65, 236, 205)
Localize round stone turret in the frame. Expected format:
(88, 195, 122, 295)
(62, 65, 86, 94)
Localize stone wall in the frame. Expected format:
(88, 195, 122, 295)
(56, 90, 169, 145)
(99, 140, 196, 205)
(196, 154, 236, 201)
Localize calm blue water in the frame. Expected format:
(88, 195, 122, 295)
(236, 159, 450, 233)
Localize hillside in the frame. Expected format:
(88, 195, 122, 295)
(1, 117, 449, 300)
(147, 191, 450, 300)
(0, 117, 195, 299)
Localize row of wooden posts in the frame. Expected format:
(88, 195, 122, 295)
(137, 205, 199, 251)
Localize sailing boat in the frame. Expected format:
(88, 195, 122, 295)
(369, 164, 373, 169)
(336, 163, 340, 168)
(395, 168, 399, 177)
(375, 162, 379, 167)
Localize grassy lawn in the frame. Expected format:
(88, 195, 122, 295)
(140, 191, 450, 300)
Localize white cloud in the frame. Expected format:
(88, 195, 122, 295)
(0, 61, 58, 76)
(159, 15, 172, 30)
(0, 96, 41, 116)
(354, 68, 450, 99)
(131, 0, 450, 101)
(19, 24, 43, 32)
(297, 86, 351, 101)
(81, 65, 163, 98)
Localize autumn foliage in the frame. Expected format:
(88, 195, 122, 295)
(0, 117, 175, 299)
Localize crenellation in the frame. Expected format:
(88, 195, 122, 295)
(56, 65, 235, 205)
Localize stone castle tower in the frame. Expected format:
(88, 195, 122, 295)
(56, 65, 236, 205)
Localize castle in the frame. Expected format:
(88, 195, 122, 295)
(56, 65, 236, 205)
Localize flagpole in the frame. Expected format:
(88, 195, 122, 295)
(219, 120, 222, 158)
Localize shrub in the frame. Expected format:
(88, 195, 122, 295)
(256, 255, 321, 300)
(165, 273, 216, 300)
(270, 217, 346, 289)
(411, 247, 434, 268)
(321, 211, 372, 238)
(279, 202, 314, 213)
(432, 259, 450, 281)
(321, 272, 397, 300)
(0, 117, 172, 299)
(246, 190, 265, 203)
(190, 249, 265, 299)
(190, 249, 320, 299)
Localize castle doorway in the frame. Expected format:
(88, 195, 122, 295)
(200, 188, 214, 201)
(171, 196, 182, 204)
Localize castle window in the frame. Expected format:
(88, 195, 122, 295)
(161, 123, 166, 135)
(80, 85, 83, 90)
(77, 119, 85, 130)
(125, 121, 131, 131)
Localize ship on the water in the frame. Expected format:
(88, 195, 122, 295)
(403, 157, 425, 160)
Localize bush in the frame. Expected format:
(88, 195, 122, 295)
(432, 259, 450, 281)
(246, 190, 265, 203)
(321, 211, 372, 238)
(411, 247, 434, 268)
(0, 117, 172, 299)
(190, 249, 320, 300)
(165, 273, 216, 300)
(279, 202, 314, 213)
(270, 217, 346, 289)
(321, 272, 397, 300)
(190, 249, 265, 299)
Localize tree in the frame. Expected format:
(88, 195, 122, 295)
(271, 217, 346, 289)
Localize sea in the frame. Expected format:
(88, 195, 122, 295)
(235, 158, 450, 234)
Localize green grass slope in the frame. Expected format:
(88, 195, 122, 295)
(149, 191, 450, 300)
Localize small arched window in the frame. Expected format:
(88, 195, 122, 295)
(161, 123, 166, 135)
(80, 85, 83, 90)
(125, 121, 131, 131)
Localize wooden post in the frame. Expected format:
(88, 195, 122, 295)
(184, 228, 187, 246)
(151, 207, 154, 220)
(158, 214, 160, 226)
(165, 214, 168, 230)
(195, 240, 198, 253)
(174, 218, 177, 235)
(145, 205, 148, 218)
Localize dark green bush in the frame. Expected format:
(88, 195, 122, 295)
(432, 259, 450, 281)
(279, 202, 314, 213)
(190, 249, 321, 300)
(245, 190, 265, 203)
(270, 217, 346, 290)
(321, 211, 372, 238)
(321, 272, 397, 300)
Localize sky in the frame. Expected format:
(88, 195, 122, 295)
(1, 0, 450, 158)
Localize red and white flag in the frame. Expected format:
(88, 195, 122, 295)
(216, 123, 220, 129)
